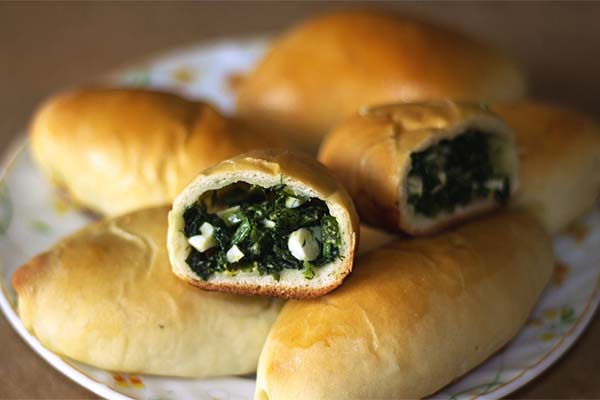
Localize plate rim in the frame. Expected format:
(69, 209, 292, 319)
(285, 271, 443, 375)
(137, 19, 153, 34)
(466, 278, 600, 399)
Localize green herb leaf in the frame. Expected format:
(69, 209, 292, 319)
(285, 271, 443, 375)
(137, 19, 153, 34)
(407, 131, 511, 217)
(231, 218, 251, 245)
(303, 261, 315, 280)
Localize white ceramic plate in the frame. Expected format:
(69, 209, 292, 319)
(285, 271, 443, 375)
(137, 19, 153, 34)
(1, 38, 599, 400)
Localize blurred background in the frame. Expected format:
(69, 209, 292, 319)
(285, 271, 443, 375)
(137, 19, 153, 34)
(1, 2, 599, 398)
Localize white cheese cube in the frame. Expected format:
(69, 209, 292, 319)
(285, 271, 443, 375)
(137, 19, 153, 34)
(285, 196, 305, 208)
(262, 219, 276, 228)
(200, 222, 215, 236)
(407, 176, 423, 196)
(226, 245, 245, 263)
(188, 234, 215, 253)
(288, 228, 320, 261)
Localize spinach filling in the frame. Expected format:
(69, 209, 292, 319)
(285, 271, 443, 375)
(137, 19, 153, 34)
(407, 131, 511, 218)
(183, 183, 342, 281)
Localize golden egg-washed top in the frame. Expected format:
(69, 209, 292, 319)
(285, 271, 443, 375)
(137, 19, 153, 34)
(237, 9, 527, 152)
(12, 207, 283, 378)
(255, 211, 553, 399)
(30, 88, 278, 215)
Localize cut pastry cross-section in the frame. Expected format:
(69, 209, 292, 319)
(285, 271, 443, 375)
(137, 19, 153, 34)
(319, 101, 519, 235)
(168, 150, 359, 299)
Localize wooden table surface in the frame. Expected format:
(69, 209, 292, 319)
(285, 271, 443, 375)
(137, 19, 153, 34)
(1, 2, 599, 398)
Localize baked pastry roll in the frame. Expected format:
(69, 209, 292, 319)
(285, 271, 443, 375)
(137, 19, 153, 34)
(319, 101, 518, 234)
(30, 88, 276, 216)
(255, 211, 553, 400)
(357, 224, 397, 254)
(167, 149, 359, 299)
(494, 101, 600, 233)
(12, 207, 283, 378)
(237, 9, 527, 152)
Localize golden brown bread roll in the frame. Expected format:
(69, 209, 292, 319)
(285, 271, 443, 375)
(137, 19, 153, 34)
(167, 149, 359, 299)
(492, 101, 600, 233)
(255, 211, 553, 400)
(237, 9, 527, 152)
(319, 101, 518, 234)
(30, 88, 278, 216)
(12, 207, 283, 378)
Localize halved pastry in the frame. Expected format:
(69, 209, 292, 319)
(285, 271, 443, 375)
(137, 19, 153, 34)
(30, 87, 278, 216)
(12, 207, 283, 378)
(167, 149, 359, 299)
(318, 101, 518, 235)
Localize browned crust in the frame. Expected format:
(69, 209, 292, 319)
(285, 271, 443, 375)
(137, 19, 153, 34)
(493, 101, 600, 232)
(237, 9, 526, 152)
(12, 252, 51, 295)
(254, 211, 554, 399)
(30, 87, 279, 216)
(318, 101, 517, 235)
(11, 206, 284, 378)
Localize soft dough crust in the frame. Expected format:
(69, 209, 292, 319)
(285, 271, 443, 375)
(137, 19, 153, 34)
(12, 207, 283, 378)
(30, 88, 276, 216)
(237, 9, 527, 152)
(255, 211, 553, 400)
(168, 149, 359, 299)
(318, 101, 518, 234)
(493, 101, 600, 233)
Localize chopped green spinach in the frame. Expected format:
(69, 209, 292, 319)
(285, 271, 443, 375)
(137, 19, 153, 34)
(407, 131, 511, 217)
(183, 183, 342, 280)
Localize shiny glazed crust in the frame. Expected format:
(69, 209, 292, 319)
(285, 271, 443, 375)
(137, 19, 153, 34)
(12, 207, 283, 378)
(493, 101, 600, 233)
(237, 9, 527, 152)
(30, 88, 277, 216)
(318, 101, 518, 234)
(168, 149, 359, 299)
(255, 211, 554, 400)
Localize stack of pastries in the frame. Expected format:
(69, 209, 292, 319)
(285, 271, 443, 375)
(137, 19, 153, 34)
(12, 9, 600, 399)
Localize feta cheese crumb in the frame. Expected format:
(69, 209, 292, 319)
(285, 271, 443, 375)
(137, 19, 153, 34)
(226, 245, 245, 263)
(288, 228, 320, 261)
(188, 235, 214, 253)
(187, 222, 216, 252)
(199, 222, 214, 236)
(407, 176, 423, 196)
(285, 196, 305, 208)
(262, 219, 276, 228)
